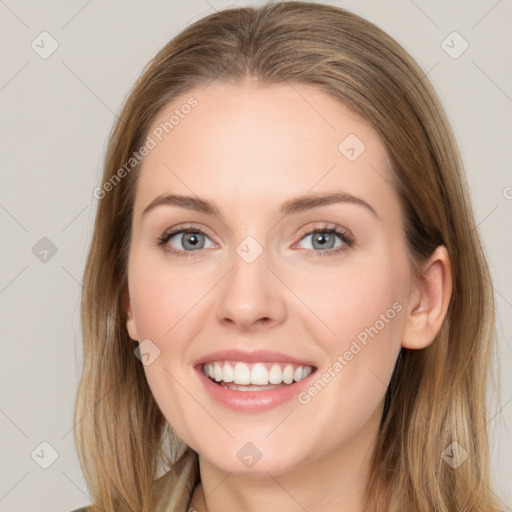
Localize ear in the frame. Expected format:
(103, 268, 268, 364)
(122, 287, 139, 341)
(402, 245, 452, 350)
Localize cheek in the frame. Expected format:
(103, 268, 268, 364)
(127, 253, 209, 433)
(292, 251, 407, 419)
(127, 251, 219, 401)
(293, 252, 407, 348)
(128, 249, 211, 342)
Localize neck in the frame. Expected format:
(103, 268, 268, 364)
(189, 408, 381, 512)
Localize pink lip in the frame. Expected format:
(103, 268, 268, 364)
(193, 349, 317, 367)
(195, 365, 317, 412)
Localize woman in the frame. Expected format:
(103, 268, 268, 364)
(72, 2, 500, 511)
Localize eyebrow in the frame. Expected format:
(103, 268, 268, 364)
(141, 191, 378, 219)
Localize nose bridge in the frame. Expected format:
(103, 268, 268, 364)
(215, 235, 286, 329)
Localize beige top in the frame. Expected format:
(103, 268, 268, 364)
(69, 450, 200, 512)
(152, 449, 200, 512)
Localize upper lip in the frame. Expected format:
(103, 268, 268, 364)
(194, 349, 317, 368)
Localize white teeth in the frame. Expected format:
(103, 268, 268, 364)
(221, 382, 284, 391)
(283, 364, 294, 384)
(202, 360, 314, 387)
(268, 363, 282, 384)
(251, 363, 269, 385)
(233, 362, 251, 385)
(214, 362, 223, 382)
(222, 362, 234, 383)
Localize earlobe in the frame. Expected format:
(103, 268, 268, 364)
(402, 245, 452, 350)
(122, 288, 139, 341)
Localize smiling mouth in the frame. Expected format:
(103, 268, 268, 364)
(200, 360, 317, 391)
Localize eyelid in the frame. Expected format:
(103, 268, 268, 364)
(294, 222, 353, 241)
(159, 223, 217, 242)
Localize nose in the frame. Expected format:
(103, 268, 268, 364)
(215, 247, 287, 332)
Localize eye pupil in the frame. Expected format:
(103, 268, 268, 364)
(312, 232, 335, 249)
(183, 232, 203, 250)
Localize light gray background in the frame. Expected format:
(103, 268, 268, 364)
(0, 1, 510, 511)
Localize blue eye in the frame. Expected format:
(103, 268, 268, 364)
(299, 230, 344, 250)
(296, 226, 353, 256)
(158, 228, 215, 256)
(157, 224, 353, 259)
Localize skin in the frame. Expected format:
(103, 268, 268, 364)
(125, 81, 452, 512)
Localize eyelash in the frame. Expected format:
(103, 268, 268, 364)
(156, 223, 354, 259)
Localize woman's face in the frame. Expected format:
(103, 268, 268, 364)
(125, 81, 415, 475)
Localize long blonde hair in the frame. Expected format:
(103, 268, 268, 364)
(75, 2, 500, 511)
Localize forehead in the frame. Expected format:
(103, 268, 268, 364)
(134, 81, 396, 218)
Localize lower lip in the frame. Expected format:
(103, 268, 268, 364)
(195, 366, 316, 412)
